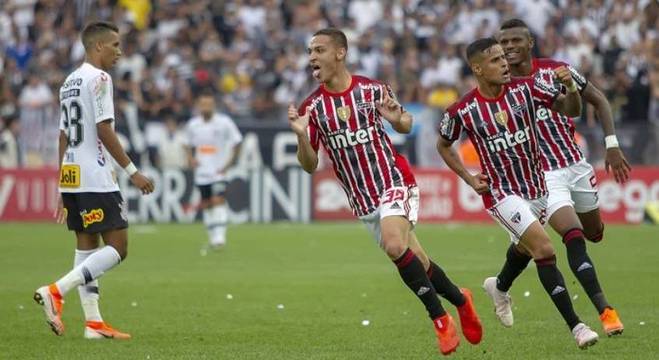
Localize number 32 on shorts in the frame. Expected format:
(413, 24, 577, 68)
(383, 188, 405, 203)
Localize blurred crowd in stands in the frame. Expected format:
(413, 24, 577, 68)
(0, 0, 657, 169)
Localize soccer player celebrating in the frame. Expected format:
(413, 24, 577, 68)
(34, 21, 154, 339)
(184, 92, 242, 249)
(289, 28, 482, 356)
(437, 37, 599, 348)
(495, 19, 627, 336)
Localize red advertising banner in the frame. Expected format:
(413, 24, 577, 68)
(2, 166, 657, 224)
(312, 167, 659, 224)
(0, 168, 59, 221)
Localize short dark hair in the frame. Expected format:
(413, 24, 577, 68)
(466, 37, 499, 62)
(500, 18, 529, 31)
(81, 21, 119, 50)
(313, 28, 348, 51)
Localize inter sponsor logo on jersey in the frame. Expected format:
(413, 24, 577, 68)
(486, 126, 532, 152)
(328, 126, 376, 149)
(59, 164, 81, 188)
(81, 208, 104, 228)
(535, 107, 551, 121)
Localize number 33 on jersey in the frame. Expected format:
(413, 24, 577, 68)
(59, 63, 119, 193)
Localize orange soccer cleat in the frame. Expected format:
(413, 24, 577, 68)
(84, 321, 132, 340)
(34, 284, 65, 336)
(433, 314, 460, 356)
(456, 288, 483, 344)
(600, 308, 624, 336)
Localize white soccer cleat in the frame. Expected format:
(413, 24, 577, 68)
(210, 229, 226, 249)
(572, 323, 598, 349)
(33, 284, 65, 336)
(84, 321, 131, 340)
(482, 277, 514, 327)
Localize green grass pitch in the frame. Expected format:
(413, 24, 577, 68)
(1, 222, 657, 359)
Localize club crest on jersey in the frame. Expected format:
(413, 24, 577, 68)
(511, 103, 526, 117)
(337, 106, 351, 122)
(494, 111, 508, 128)
(356, 101, 374, 117)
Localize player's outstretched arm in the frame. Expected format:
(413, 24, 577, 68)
(288, 104, 318, 173)
(437, 136, 489, 194)
(97, 120, 154, 195)
(551, 66, 582, 117)
(376, 90, 412, 134)
(582, 83, 631, 183)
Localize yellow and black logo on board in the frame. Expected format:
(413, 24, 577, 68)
(81, 208, 104, 228)
(59, 164, 81, 188)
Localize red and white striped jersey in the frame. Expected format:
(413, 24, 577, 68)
(299, 75, 416, 217)
(440, 76, 560, 209)
(531, 58, 588, 171)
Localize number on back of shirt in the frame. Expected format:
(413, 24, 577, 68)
(62, 100, 83, 147)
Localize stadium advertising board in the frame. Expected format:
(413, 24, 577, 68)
(1, 119, 657, 225)
(311, 167, 659, 224)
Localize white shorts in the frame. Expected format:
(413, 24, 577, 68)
(360, 186, 419, 247)
(488, 195, 547, 244)
(545, 160, 599, 218)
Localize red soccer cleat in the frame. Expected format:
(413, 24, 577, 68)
(456, 288, 483, 344)
(433, 313, 460, 355)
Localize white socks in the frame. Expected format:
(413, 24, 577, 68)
(55, 246, 121, 296)
(74, 249, 103, 322)
(212, 204, 228, 245)
(203, 205, 228, 246)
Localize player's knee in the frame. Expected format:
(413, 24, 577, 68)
(381, 236, 407, 259)
(117, 247, 127, 260)
(213, 196, 226, 205)
(532, 241, 555, 260)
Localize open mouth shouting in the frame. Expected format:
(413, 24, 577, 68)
(311, 64, 321, 80)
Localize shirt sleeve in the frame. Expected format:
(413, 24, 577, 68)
(567, 65, 588, 93)
(439, 110, 461, 142)
(227, 117, 243, 146)
(531, 75, 561, 109)
(88, 72, 115, 123)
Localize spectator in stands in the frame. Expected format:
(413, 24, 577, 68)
(0, 115, 20, 168)
(0, 0, 654, 167)
(18, 72, 54, 167)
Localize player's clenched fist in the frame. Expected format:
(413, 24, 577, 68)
(554, 66, 575, 89)
(130, 172, 155, 195)
(469, 173, 490, 195)
(288, 104, 310, 136)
